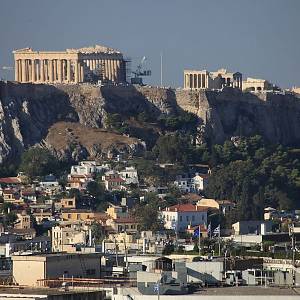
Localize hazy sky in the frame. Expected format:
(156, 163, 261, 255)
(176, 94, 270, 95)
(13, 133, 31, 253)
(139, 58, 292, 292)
(0, 0, 299, 88)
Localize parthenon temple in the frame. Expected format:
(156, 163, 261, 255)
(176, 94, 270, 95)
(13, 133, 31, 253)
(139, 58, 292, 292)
(13, 45, 127, 84)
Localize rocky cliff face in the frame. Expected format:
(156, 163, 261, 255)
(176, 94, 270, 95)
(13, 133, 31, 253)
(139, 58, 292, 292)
(176, 88, 300, 145)
(0, 81, 299, 164)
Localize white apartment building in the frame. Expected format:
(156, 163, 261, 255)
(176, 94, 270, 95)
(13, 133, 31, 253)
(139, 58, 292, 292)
(174, 173, 209, 193)
(71, 161, 110, 176)
(119, 167, 139, 185)
(174, 175, 193, 193)
(161, 204, 208, 232)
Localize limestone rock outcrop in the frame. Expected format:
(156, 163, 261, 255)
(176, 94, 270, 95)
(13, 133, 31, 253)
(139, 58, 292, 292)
(0, 80, 300, 164)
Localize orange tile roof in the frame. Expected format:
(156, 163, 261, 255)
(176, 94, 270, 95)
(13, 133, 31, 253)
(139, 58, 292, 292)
(164, 203, 208, 212)
(0, 177, 21, 184)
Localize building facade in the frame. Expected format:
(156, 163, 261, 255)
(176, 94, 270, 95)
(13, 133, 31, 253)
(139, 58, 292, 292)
(184, 68, 242, 90)
(161, 204, 208, 232)
(242, 77, 274, 92)
(12, 253, 101, 286)
(13, 45, 126, 84)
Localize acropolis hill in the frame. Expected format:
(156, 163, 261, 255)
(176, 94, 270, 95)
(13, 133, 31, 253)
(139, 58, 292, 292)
(0, 81, 300, 163)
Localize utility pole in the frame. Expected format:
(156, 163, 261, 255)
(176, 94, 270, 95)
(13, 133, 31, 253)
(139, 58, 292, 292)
(114, 237, 119, 267)
(218, 227, 221, 256)
(289, 223, 296, 286)
(224, 249, 228, 281)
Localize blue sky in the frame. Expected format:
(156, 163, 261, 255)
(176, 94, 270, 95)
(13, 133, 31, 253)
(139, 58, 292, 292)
(0, 0, 299, 88)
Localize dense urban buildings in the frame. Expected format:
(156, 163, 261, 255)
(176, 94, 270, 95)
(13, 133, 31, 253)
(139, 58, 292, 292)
(13, 45, 127, 84)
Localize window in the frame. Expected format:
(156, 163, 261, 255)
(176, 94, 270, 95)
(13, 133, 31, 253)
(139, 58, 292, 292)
(192, 216, 195, 221)
(186, 216, 189, 221)
(68, 201, 73, 205)
(179, 216, 182, 222)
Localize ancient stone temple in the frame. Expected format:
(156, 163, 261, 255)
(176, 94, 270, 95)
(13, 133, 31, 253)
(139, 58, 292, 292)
(13, 45, 127, 84)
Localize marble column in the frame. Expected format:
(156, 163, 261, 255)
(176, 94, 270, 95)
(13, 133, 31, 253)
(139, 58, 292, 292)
(27, 60, 32, 82)
(67, 60, 71, 82)
(15, 60, 19, 81)
(35, 60, 39, 81)
(116, 60, 120, 82)
(53, 60, 57, 81)
(45, 60, 49, 81)
(18, 60, 21, 81)
(24, 60, 28, 82)
(62, 60, 66, 81)
(31, 60, 35, 82)
(48, 60, 53, 82)
(80, 64, 84, 82)
(113, 60, 117, 82)
(40, 60, 45, 82)
(57, 59, 62, 82)
(21, 59, 26, 82)
(107, 60, 111, 81)
(74, 60, 79, 83)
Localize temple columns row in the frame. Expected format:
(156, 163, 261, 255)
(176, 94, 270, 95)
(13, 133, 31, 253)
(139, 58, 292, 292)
(15, 59, 83, 83)
(15, 58, 125, 83)
(185, 73, 208, 90)
(83, 58, 122, 82)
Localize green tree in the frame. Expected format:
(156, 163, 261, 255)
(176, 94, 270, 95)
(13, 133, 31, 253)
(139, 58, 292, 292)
(4, 212, 17, 227)
(19, 148, 59, 179)
(87, 181, 105, 199)
(91, 222, 105, 244)
(133, 193, 164, 232)
(152, 134, 193, 164)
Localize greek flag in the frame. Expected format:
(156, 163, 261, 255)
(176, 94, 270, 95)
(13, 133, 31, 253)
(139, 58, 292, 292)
(193, 226, 201, 238)
(207, 223, 211, 235)
(213, 225, 220, 237)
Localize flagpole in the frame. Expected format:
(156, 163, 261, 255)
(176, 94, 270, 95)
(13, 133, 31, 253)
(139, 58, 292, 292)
(198, 225, 201, 256)
(218, 226, 221, 256)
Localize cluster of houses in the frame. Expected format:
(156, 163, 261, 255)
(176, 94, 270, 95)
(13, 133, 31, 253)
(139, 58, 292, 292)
(1, 158, 300, 295)
(0, 159, 218, 258)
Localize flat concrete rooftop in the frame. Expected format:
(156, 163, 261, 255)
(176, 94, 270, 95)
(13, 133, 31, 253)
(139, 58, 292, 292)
(0, 287, 102, 295)
(196, 286, 300, 296)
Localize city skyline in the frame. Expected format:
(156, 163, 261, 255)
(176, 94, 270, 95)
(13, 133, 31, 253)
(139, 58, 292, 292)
(0, 0, 299, 88)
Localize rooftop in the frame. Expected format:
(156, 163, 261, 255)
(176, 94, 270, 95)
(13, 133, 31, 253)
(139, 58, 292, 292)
(164, 204, 208, 212)
(13, 44, 121, 54)
(0, 286, 103, 296)
(0, 177, 21, 184)
(196, 286, 299, 296)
